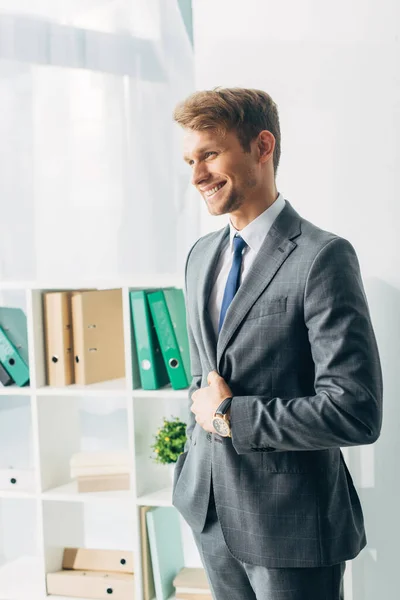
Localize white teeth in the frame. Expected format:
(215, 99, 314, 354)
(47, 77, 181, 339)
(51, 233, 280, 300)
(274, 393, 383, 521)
(205, 183, 224, 197)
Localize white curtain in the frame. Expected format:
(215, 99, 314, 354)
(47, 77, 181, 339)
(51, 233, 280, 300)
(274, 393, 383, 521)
(0, 0, 198, 281)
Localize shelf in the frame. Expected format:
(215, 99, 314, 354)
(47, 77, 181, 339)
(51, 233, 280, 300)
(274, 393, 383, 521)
(45, 596, 95, 600)
(0, 488, 36, 499)
(132, 387, 189, 399)
(36, 378, 128, 396)
(0, 385, 32, 395)
(0, 383, 190, 397)
(136, 486, 173, 507)
(0, 276, 185, 291)
(0, 278, 196, 600)
(41, 481, 136, 503)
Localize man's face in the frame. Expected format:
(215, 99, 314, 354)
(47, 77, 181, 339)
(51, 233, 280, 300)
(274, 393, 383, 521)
(183, 129, 259, 216)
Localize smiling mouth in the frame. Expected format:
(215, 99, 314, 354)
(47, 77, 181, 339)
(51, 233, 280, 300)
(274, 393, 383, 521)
(204, 182, 226, 198)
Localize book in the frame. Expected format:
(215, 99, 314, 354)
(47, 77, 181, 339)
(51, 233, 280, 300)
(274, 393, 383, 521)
(77, 473, 130, 493)
(173, 567, 210, 591)
(70, 451, 132, 468)
(173, 567, 212, 597)
(146, 507, 184, 600)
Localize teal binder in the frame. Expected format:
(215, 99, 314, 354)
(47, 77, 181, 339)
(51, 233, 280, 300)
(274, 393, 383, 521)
(130, 321, 142, 390)
(0, 307, 29, 366)
(0, 326, 29, 386)
(162, 288, 191, 383)
(130, 290, 169, 390)
(147, 289, 190, 390)
(0, 362, 13, 386)
(146, 507, 184, 600)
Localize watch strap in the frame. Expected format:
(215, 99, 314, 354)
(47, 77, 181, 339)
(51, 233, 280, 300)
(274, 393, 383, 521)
(215, 396, 233, 416)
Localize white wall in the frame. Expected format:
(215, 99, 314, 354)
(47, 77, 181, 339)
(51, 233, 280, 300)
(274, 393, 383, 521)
(192, 1, 400, 598)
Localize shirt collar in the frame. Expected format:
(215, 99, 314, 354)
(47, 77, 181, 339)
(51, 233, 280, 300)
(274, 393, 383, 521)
(229, 192, 286, 253)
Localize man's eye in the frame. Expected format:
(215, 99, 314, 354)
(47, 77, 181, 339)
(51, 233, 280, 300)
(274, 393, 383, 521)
(205, 152, 217, 159)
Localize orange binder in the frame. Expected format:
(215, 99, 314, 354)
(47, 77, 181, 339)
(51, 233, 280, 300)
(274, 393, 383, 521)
(71, 289, 125, 385)
(43, 291, 74, 386)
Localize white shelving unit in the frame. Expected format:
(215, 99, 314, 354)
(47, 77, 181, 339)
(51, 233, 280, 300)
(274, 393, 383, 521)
(0, 279, 200, 600)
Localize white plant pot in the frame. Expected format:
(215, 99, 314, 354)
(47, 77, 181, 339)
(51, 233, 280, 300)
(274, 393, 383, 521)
(168, 462, 176, 484)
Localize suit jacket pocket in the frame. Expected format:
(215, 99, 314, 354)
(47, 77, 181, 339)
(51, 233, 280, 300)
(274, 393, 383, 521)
(245, 295, 287, 320)
(262, 449, 328, 473)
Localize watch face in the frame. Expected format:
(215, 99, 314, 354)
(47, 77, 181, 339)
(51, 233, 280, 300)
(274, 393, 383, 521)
(212, 417, 230, 437)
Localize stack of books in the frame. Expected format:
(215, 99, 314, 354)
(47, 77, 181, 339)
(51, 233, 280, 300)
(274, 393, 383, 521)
(46, 547, 135, 598)
(130, 287, 191, 390)
(0, 307, 30, 387)
(173, 567, 212, 599)
(43, 288, 125, 387)
(69, 451, 132, 493)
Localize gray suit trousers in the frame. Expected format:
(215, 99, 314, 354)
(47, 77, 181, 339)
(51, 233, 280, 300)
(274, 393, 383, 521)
(193, 476, 345, 600)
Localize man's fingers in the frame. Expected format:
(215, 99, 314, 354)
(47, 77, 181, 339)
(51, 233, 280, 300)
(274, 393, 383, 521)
(207, 370, 222, 385)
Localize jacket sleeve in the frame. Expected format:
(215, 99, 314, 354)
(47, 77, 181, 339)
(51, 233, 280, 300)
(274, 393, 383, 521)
(230, 236, 383, 454)
(183, 241, 202, 453)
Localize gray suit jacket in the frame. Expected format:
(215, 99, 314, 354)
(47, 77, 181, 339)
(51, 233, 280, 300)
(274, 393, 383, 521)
(172, 199, 383, 568)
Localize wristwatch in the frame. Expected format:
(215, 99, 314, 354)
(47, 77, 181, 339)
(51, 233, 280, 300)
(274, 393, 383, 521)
(212, 397, 233, 438)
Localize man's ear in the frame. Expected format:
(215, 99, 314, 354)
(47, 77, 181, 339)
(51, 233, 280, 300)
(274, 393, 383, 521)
(257, 130, 275, 164)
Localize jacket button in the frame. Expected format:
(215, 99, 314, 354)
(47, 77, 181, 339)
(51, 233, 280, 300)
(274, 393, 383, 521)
(206, 432, 212, 441)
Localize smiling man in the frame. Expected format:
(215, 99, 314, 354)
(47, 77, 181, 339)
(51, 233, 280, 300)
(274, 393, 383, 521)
(171, 87, 383, 600)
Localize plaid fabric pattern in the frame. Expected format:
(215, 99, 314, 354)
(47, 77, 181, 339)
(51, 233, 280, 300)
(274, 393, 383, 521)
(173, 200, 382, 568)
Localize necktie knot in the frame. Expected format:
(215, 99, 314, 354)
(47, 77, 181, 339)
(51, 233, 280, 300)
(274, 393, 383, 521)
(233, 235, 247, 255)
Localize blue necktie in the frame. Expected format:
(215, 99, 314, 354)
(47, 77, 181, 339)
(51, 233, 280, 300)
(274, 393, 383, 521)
(218, 235, 248, 332)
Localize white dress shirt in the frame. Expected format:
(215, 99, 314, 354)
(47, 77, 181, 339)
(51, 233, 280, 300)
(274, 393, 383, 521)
(208, 193, 286, 336)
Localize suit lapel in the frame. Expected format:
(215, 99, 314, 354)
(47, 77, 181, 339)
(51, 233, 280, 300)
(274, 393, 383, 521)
(216, 200, 302, 370)
(197, 225, 230, 371)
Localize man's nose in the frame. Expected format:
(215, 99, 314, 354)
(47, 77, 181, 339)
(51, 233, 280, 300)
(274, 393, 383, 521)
(191, 162, 210, 187)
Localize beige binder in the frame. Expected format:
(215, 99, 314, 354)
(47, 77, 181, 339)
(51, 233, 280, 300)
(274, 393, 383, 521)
(46, 569, 134, 599)
(43, 291, 74, 386)
(71, 289, 125, 385)
(139, 506, 155, 600)
(62, 547, 134, 574)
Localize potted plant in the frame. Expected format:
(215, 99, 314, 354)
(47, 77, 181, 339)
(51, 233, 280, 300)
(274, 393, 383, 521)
(151, 416, 187, 482)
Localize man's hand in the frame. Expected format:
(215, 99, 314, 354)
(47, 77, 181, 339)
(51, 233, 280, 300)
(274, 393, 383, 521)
(191, 371, 233, 433)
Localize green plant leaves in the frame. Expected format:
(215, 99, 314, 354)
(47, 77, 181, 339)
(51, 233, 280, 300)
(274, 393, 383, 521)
(151, 416, 187, 465)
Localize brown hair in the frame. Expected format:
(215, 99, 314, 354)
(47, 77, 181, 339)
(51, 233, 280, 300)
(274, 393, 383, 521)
(174, 87, 281, 176)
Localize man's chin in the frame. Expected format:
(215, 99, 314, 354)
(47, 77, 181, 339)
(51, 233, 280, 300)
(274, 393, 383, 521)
(207, 205, 229, 217)
(206, 198, 240, 216)
(205, 197, 231, 216)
